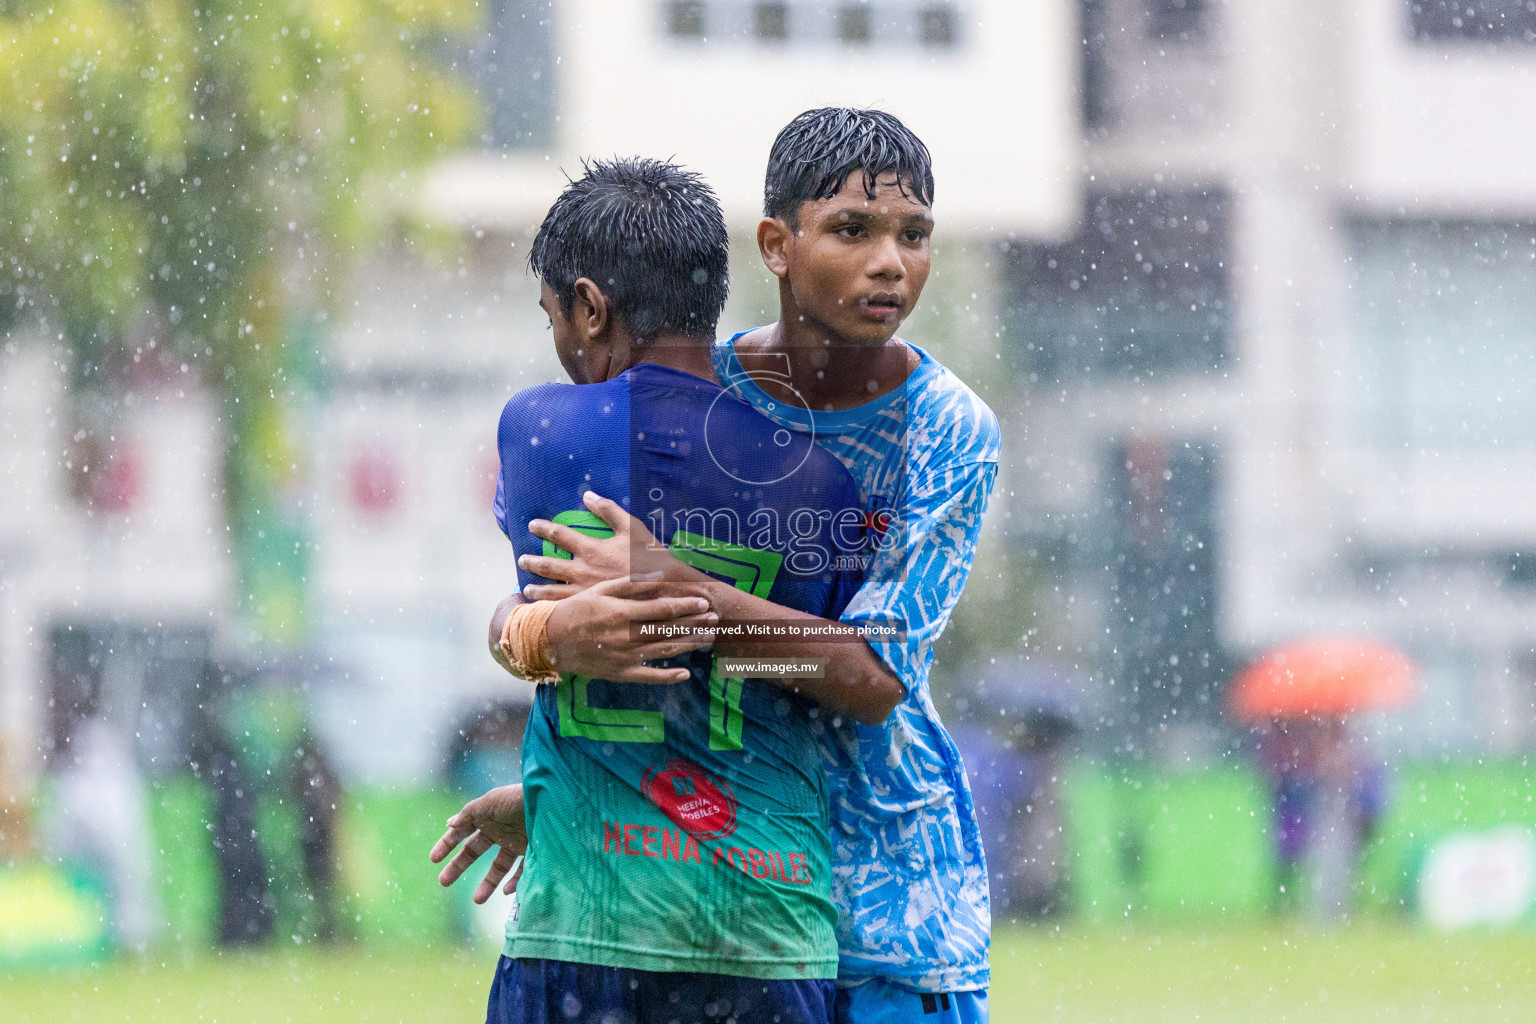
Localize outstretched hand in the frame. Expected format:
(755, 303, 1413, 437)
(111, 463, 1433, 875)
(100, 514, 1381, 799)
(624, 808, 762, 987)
(430, 784, 529, 904)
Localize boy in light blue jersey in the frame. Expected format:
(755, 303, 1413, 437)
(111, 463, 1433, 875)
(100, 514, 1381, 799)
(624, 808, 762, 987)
(705, 108, 997, 1022)
(441, 109, 998, 1024)
(709, 332, 998, 1003)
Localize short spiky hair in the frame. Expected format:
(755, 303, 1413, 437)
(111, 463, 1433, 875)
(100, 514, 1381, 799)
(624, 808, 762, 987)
(763, 108, 935, 223)
(529, 157, 729, 342)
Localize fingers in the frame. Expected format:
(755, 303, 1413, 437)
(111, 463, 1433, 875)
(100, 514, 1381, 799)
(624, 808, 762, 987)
(518, 554, 658, 586)
(527, 519, 605, 561)
(627, 595, 716, 622)
(528, 577, 654, 601)
(522, 581, 581, 601)
(593, 576, 663, 599)
(500, 854, 527, 897)
(607, 664, 695, 685)
(429, 823, 473, 865)
(650, 611, 720, 633)
(518, 550, 581, 584)
(634, 637, 717, 661)
(438, 831, 494, 888)
(473, 848, 522, 905)
(582, 491, 632, 536)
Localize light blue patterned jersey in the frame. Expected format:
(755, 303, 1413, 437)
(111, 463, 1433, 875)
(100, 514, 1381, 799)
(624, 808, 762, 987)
(713, 334, 1000, 993)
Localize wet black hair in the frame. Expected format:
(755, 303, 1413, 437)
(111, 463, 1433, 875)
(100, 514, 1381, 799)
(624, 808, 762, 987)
(763, 107, 935, 224)
(529, 157, 729, 342)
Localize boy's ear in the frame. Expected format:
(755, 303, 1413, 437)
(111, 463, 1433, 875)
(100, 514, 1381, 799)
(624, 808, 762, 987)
(571, 278, 611, 340)
(757, 217, 793, 279)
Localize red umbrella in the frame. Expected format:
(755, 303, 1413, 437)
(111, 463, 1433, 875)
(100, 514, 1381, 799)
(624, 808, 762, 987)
(1228, 636, 1415, 721)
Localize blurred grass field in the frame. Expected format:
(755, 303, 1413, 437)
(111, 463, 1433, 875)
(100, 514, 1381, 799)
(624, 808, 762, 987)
(3, 923, 1533, 1024)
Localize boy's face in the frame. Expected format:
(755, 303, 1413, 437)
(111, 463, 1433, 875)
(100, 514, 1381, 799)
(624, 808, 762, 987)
(769, 171, 933, 346)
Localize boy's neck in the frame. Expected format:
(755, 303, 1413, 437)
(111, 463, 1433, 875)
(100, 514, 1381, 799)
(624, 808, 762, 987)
(736, 311, 916, 412)
(624, 334, 719, 383)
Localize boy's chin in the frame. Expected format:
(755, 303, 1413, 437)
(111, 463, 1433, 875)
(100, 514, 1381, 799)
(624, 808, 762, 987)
(824, 314, 901, 347)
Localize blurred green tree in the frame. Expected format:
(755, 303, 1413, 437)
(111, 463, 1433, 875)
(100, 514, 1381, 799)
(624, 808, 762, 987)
(0, 0, 478, 644)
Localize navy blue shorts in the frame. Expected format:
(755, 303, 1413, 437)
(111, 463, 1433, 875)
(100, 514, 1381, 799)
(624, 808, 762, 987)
(485, 955, 836, 1024)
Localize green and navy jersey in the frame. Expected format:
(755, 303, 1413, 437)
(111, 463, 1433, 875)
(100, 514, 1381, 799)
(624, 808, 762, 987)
(492, 363, 867, 979)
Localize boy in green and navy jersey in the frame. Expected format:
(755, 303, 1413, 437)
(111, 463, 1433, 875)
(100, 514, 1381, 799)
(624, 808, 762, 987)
(496, 366, 865, 981)
(482, 159, 867, 1022)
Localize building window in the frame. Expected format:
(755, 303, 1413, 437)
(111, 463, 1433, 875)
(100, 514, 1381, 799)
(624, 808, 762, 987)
(1101, 438, 1226, 734)
(462, 0, 558, 149)
(837, 3, 873, 43)
(1005, 188, 1232, 384)
(1410, 0, 1536, 42)
(1145, 0, 1207, 40)
(668, 0, 708, 37)
(663, 0, 960, 49)
(918, 3, 957, 45)
(1344, 221, 1536, 449)
(754, 0, 790, 39)
(1080, 0, 1112, 131)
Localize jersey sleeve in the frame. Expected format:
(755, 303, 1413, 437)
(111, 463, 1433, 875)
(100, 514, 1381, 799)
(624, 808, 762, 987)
(494, 383, 569, 577)
(840, 397, 1000, 697)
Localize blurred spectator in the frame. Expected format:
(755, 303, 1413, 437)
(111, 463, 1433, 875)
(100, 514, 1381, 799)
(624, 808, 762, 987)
(949, 655, 1085, 918)
(445, 700, 530, 796)
(196, 660, 342, 946)
(48, 712, 160, 951)
(1255, 716, 1387, 919)
(0, 739, 32, 860)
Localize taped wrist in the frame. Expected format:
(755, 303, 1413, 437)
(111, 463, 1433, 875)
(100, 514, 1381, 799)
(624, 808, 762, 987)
(498, 600, 561, 684)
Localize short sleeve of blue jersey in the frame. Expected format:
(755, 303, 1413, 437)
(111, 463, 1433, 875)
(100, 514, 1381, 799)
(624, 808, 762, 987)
(840, 398, 1001, 697)
(495, 379, 635, 594)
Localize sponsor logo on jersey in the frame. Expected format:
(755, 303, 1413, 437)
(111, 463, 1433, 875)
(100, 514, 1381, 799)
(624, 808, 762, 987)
(641, 758, 738, 840)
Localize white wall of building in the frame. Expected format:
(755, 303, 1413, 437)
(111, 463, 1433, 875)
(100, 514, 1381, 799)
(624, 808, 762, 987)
(1013, 0, 1536, 756)
(1346, 0, 1536, 215)
(428, 0, 1080, 239)
(0, 339, 229, 784)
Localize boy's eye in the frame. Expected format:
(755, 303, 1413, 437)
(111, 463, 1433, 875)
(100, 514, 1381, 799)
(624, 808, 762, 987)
(903, 229, 928, 243)
(837, 224, 864, 238)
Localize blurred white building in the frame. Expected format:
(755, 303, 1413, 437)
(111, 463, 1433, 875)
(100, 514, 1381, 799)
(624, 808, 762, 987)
(1010, 0, 1536, 756)
(0, 0, 1080, 788)
(10, 0, 1532, 789)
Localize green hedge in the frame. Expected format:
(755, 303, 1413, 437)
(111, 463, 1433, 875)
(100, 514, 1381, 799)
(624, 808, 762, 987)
(1064, 757, 1536, 921)
(337, 787, 466, 946)
(1064, 762, 1275, 920)
(1357, 759, 1536, 912)
(143, 779, 464, 949)
(19, 756, 1533, 957)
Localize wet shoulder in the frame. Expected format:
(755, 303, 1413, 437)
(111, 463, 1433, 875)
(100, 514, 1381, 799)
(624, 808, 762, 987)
(905, 350, 1001, 468)
(702, 384, 855, 493)
(498, 378, 626, 449)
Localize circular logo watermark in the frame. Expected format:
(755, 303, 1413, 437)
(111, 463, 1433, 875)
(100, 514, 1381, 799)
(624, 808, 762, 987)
(704, 364, 818, 487)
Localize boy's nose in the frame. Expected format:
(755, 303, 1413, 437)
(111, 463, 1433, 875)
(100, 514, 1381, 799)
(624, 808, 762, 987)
(867, 235, 906, 279)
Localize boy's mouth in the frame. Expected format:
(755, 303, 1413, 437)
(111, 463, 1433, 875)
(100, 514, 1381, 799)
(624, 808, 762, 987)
(859, 294, 904, 320)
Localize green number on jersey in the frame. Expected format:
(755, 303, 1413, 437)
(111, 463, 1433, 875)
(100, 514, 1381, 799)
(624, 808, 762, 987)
(667, 531, 781, 750)
(542, 509, 613, 558)
(544, 513, 783, 750)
